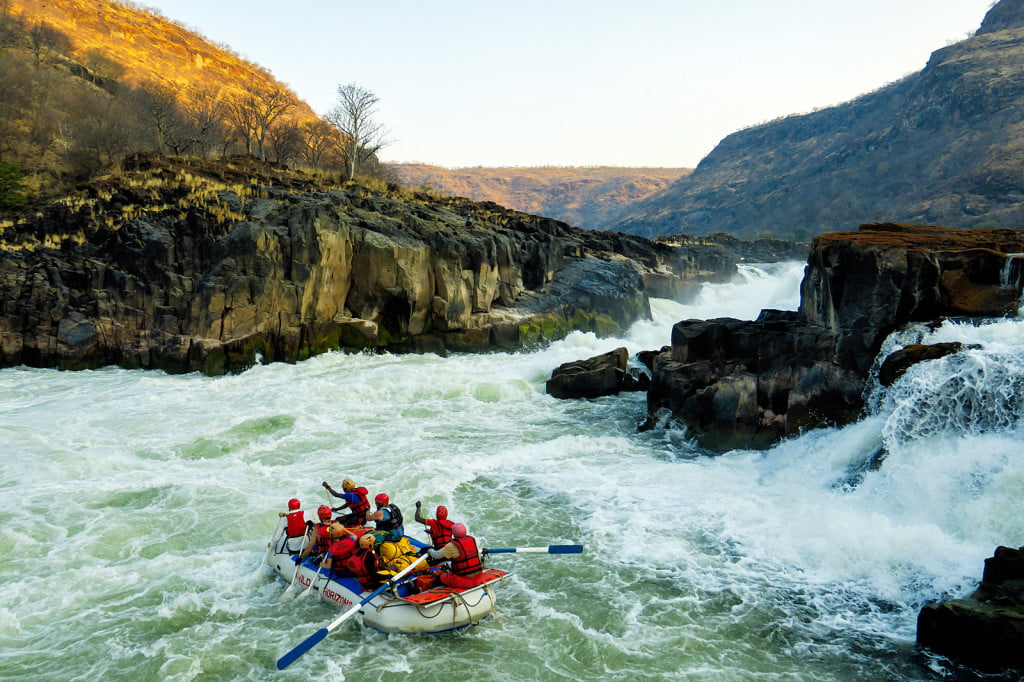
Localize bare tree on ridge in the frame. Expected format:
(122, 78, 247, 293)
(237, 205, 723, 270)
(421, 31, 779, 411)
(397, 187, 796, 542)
(326, 82, 390, 181)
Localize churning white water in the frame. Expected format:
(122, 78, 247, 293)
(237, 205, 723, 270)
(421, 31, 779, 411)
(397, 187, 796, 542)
(2, 260, 1022, 681)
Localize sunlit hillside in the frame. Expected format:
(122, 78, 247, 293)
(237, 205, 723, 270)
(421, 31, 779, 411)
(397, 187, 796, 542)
(392, 163, 690, 229)
(8, 0, 318, 125)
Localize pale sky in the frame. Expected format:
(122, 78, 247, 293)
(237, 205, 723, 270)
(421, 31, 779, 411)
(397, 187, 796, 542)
(143, 0, 996, 169)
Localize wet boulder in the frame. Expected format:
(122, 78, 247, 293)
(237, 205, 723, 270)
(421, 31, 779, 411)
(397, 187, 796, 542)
(546, 347, 646, 399)
(878, 341, 979, 387)
(917, 545, 1024, 674)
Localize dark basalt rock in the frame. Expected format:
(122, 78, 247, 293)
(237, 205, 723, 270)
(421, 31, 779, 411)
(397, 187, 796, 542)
(0, 156, 738, 374)
(878, 342, 980, 387)
(547, 347, 630, 399)
(646, 223, 1024, 452)
(642, 310, 864, 451)
(917, 545, 1024, 674)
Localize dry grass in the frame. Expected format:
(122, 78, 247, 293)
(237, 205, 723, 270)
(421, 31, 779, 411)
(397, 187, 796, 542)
(8, 0, 320, 127)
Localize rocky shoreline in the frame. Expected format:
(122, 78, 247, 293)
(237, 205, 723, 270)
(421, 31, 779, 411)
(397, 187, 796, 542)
(0, 155, 738, 374)
(547, 222, 1024, 676)
(643, 223, 1024, 451)
(918, 546, 1024, 674)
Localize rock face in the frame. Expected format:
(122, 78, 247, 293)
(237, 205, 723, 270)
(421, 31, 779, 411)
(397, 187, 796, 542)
(0, 156, 736, 374)
(917, 545, 1024, 673)
(877, 342, 976, 387)
(645, 223, 1024, 451)
(545, 347, 650, 399)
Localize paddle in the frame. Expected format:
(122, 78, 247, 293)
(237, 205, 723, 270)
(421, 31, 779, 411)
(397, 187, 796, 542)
(484, 544, 583, 554)
(281, 557, 303, 599)
(277, 554, 429, 670)
(299, 561, 327, 599)
(257, 517, 286, 575)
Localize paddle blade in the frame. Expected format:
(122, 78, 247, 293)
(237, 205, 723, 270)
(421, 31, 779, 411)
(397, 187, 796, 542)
(548, 545, 583, 554)
(277, 628, 328, 670)
(485, 544, 583, 554)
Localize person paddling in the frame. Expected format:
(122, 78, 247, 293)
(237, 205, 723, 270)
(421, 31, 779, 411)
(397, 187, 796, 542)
(320, 523, 359, 579)
(414, 501, 455, 550)
(298, 505, 334, 562)
(345, 533, 390, 592)
(323, 479, 370, 526)
(367, 493, 404, 542)
(278, 498, 308, 555)
(423, 522, 484, 589)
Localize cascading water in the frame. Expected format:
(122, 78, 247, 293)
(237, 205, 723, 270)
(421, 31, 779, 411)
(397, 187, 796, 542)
(999, 253, 1024, 292)
(1, 259, 1021, 681)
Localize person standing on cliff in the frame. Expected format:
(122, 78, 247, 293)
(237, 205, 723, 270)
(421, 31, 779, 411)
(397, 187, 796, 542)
(323, 478, 370, 526)
(464, 218, 474, 229)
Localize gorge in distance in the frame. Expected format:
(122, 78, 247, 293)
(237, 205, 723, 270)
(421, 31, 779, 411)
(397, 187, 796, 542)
(2, 0, 1024, 678)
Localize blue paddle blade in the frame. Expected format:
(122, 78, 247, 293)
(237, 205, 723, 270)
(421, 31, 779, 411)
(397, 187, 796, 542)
(277, 628, 328, 670)
(485, 545, 584, 554)
(548, 545, 583, 554)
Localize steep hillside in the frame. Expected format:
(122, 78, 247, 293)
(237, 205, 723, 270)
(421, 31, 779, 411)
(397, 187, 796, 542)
(392, 164, 689, 229)
(614, 0, 1024, 240)
(6, 0, 317, 124)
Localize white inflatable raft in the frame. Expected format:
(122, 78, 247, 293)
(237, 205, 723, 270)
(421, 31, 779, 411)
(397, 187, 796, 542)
(267, 529, 509, 634)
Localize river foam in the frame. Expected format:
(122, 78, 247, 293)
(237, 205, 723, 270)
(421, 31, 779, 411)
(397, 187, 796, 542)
(2, 260, 1021, 681)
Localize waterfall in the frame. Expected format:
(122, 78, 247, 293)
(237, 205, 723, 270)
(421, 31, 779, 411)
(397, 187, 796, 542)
(999, 252, 1024, 291)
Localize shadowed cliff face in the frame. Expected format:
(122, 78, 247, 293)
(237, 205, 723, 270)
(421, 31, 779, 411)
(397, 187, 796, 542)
(646, 223, 1024, 452)
(0, 156, 735, 374)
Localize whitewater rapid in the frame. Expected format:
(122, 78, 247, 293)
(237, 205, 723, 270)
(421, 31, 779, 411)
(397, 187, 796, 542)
(1, 261, 1022, 681)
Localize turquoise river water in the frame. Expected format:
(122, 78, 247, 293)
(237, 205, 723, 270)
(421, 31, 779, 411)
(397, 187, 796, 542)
(2, 262, 1022, 681)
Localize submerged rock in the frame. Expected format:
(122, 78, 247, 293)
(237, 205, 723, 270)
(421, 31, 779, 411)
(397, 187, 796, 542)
(878, 342, 979, 387)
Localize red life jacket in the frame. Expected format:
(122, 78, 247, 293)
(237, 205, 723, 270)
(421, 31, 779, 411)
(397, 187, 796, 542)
(450, 536, 482, 576)
(313, 524, 332, 554)
(426, 518, 455, 549)
(344, 547, 378, 586)
(350, 487, 370, 518)
(328, 536, 357, 564)
(285, 510, 306, 538)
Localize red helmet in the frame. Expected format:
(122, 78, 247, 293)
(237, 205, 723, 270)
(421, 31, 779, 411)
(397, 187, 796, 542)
(436, 505, 448, 521)
(288, 498, 300, 510)
(375, 493, 389, 506)
(317, 505, 332, 520)
(452, 522, 467, 538)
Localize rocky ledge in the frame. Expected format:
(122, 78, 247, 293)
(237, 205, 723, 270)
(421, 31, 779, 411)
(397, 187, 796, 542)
(917, 545, 1024, 674)
(644, 223, 1024, 451)
(0, 155, 736, 374)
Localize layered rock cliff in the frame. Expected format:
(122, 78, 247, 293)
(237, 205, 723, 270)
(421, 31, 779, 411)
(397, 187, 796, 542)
(645, 223, 1024, 451)
(0, 156, 735, 374)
